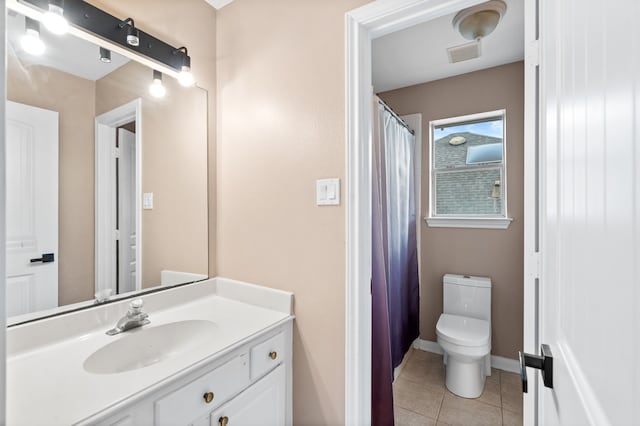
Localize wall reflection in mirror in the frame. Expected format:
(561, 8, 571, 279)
(6, 9, 209, 322)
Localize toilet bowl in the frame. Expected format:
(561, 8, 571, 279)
(436, 313, 491, 398)
(437, 274, 492, 398)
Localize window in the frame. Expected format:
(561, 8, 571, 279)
(427, 110, 512, 229)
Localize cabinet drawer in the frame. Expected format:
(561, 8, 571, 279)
(154, 353, 250, 426)
(250, 332, 285, 380)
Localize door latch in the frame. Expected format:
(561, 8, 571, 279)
(519, 344, 553, 393)
(30, 253, 55, 263)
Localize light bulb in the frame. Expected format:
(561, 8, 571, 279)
(43, 3, 68, 35)
(99, 47, 111, 63)
(178, 66, 194, 87)
(149, 71, 166, 98)
(21, 28, 45, 56)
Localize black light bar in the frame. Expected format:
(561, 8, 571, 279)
(18, 0, 190, 72)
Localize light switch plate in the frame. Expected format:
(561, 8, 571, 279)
(316, 179, 340, 206)
(143, 192, 154, 210)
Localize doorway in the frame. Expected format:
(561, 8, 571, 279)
(345, 0, 538, 424)
(95, 99, 142, 298)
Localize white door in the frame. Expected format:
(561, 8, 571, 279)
(117, 128, 136, 294)
(6, 101, 58, 317)
(209, 365, 286, 426)
(532, 0, 640, 424)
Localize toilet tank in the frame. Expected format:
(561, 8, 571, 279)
(443, 274, 491, 321)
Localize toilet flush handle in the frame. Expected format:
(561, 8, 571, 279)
(518, 344, 554, 393)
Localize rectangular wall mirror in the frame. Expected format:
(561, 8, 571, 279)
(5, 7, 209, 324)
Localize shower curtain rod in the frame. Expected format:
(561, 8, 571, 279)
(378, 98, 415, 135)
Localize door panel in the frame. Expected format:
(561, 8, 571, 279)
(118, 128, 137, 294)
(6, 101, 58, 316)
(538, 0, 640, 424)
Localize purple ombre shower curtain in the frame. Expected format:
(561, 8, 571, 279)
(372, 98, 420, 425)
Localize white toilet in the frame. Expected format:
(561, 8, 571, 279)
(436, 274, 491, 398)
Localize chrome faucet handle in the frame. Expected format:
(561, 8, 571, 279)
(129, 299, 144, 315)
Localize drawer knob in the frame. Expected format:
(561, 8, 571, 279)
(269, 351, 278, 360)
(203, 391, 214, 403)
(219, 416, 229, 426)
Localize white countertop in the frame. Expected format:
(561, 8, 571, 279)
(6, 278, 294, 426)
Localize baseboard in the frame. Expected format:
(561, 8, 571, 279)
(413, 338, 520, 374)
(393, 346, 413, 380)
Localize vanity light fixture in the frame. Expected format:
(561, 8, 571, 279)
(21, 17, 45, 55)
(42, 0, 69, 35)
(149, 70, 167, 98)
(174, 47, 195, 87)
(18, 0, 194, 83)
(119, 18, 140, 47)
(99, 47, 111, 63)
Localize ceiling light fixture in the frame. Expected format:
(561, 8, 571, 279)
(452, 0, 507, 41)
(21, 17, 45, 55)
(119, 18, 140, 47)
(149, 70, 167, 98)
(99, 47, 111, 63)
(42, 0, 69, 35)
(174, 46, 195, 87)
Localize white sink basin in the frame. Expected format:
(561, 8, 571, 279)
(84, 320, 218, 374)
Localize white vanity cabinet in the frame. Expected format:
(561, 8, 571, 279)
(8, 278, 294, 426)
(94, 322, 292, 426)
(209, 364, 286, 426)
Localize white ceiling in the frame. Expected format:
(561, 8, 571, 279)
(372, 0, 524, 92)
(7, 11, 130, 81)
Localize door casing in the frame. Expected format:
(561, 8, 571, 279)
(344, 0, 539, 424)
(95, 99, 142, 297)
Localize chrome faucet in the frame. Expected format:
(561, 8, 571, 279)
(106, 299, 150, 335)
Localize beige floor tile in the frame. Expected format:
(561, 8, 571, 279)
(394, 406, 437, 426)
(393, 376, 445, 419)
(502, 409, 523, 426)
(475, 369, 502, 408)
(500, 372, 523, 414)
(437, 393, 503, 426)
(400, 351, 446, 390)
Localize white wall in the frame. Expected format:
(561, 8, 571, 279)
(1, 0, 7, 422)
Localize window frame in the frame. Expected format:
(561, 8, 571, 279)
(426, 109, 513, 229)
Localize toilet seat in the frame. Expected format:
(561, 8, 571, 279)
(436, 314, 490, 347)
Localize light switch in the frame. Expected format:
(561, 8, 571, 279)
(316, 179, 340, 206)
(143, 192, 154, 210)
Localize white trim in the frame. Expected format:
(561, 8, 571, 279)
(425, 216, 513, 229)
(345, 1, 499, 424)
(0, 0, 7, 421)
(430, 109, 506, 128)
(204, 0, 234, 9)
(393, 346, 414, 381)
(413, 338, 444, 355)
(95, 99, 143, 296)
(522, 0, 539, 423)
(413, 339, 520, 373)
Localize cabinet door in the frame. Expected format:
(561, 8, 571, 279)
(210, 364, 285, 426)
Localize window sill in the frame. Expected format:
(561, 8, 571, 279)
(424, 217, 513, 229)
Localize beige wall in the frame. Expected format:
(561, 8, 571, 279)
(88, 0, 218, 276)
(7, 53, 96, 305)
(380, 61, 525, 359)
(216, 0, 368, 423)
(95, 61, 208, 288)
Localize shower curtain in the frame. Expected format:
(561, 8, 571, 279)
(372, 98, 420, 425)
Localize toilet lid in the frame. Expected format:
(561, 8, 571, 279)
(436, 314, 490, 347)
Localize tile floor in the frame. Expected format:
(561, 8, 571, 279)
(393, 348, 523, 426)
